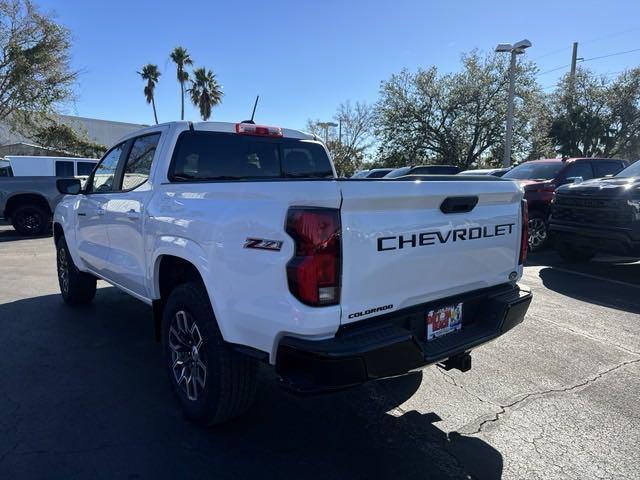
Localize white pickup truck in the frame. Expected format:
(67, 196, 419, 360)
(53, 121, 532, 424)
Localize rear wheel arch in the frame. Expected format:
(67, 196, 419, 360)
(155, 254, 207, 300)
(5, 193, 51, 219)
(152, 254, 214, 341)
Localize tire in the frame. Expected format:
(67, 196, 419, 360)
(556, 243, 595, 264)
(528, 212, 549, 252)
(12, 204, 50, 236)
(56, 236, 97, 305)
(162, 282, 258, 425)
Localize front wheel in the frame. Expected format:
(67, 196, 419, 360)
(528, 212, 549, 252)
(56, 236, 97, 305)
(162, 282, 258, 425)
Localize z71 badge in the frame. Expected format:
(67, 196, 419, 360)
(244, 238, 283, 251)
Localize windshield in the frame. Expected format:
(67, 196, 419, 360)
(385, 166, 412, 178)
(503, 162, 564, 181)
(616, 161, 640, 178)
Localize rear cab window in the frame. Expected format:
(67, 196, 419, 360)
(592, 161, 626, 178)
(169, 131, 333, 181)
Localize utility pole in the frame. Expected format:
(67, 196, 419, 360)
(570, 42, 579, 80)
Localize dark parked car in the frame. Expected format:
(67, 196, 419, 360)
(502, 158, 629, 251)
(550, 160, 640, 263)
(385, 165, 461, 178)
(458, 168, 511, 177)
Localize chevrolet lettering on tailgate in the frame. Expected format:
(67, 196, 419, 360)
(377, 223, 516, 251)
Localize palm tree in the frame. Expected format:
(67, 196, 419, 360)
(137, 64, 161, 124)
(170, 46, 193, 120)
(188, 67, 223, 121)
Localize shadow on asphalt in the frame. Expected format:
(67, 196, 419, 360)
(0, 227, 51, 243)
(538, 267, 640, 314)
(0, 287, 503, 480)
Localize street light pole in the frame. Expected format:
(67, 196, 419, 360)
(503, 51, 518, 169)
(495, 39, 532, 168)
(317, 121, 338, 144)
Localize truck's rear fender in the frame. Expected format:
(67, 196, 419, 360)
(147, 181, 344, 360)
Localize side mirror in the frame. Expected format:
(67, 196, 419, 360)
(566, 176, 583, 184)
(57, 178, 82, 195)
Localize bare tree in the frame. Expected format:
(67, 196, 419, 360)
(306, 101, 375, 176)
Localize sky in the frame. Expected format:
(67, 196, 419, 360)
(37, 0, 640, 130)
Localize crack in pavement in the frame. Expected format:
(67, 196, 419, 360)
(462, 357, 640, 435)
(437, 367, 502, 410)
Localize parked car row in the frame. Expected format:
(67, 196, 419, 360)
(353, 158, 634, 261)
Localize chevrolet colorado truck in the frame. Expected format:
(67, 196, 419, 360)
(53, 121, 532, 424)
(550, 160, 640, 263)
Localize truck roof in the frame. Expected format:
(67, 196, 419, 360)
(114, 121, 317, 145)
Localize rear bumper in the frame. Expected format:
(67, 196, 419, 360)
(276, 283, 532, 393)
(550, 222, 640, 256)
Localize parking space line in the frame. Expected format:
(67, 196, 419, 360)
(550, 267, 640, 289)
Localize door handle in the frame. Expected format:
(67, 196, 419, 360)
(126, 209, 141, 219)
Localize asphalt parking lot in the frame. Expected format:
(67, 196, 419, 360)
(0, 224, 638, 480)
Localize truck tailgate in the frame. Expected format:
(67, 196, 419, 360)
(339, 179, 524, 324)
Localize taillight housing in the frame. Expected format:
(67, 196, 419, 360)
(519, 199, 528, 265)
(286, 207, 341, 306)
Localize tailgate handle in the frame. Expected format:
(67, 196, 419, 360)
(440, 196, 478, 214)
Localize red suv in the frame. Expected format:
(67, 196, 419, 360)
(502, 158, 629, 251)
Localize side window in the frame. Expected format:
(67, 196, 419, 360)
(86, 143, 125, 193)
(281, 143, 333, 178)
(121, 133, 161, 190)
(55, 161, 74, 177)
(593, 161, 624, 178)
(565, 162, 593, 182)
(77, 161, 97, 176)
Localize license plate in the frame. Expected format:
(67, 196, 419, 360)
(426, 303, 462, 341)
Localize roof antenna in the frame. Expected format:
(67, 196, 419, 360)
(242, 95, 259, 124)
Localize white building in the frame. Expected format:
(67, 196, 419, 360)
(0, 114, 146, 157)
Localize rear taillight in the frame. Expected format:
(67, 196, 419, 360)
(236, 123, 283, 137)
(286, 208, 341, 306)
(519, 199, 528, 265)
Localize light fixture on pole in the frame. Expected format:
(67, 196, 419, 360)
(495, 39, 532, 168)
(317, 121, 338, 144)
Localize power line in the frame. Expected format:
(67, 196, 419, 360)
(532, 26, 640, 61)
(538, 64, 571, 76)
(532, 46, 571, 61)
(579, 27, 640, 47)
(537, 46, 640, 76)
(582, 47, 640, 62)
